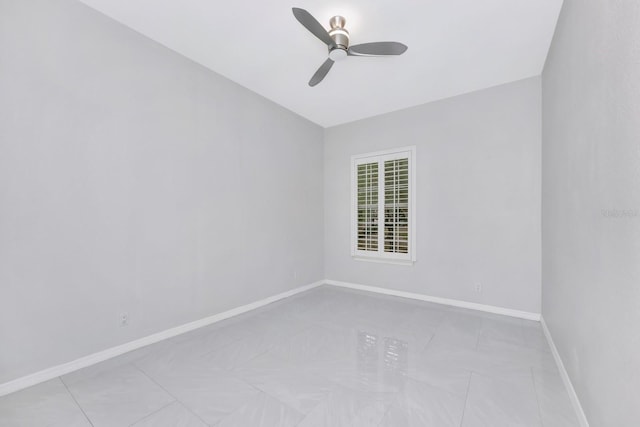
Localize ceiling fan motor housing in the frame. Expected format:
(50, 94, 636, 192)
(328, 15, 349, 54)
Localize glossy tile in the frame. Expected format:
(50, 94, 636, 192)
(272, 326, 420, 396)
(381, 377, 467, 427)
(297, 386, 390, 427)
(0, 379, 90, 427)
(420, 340, 502, 376)
(61, 340, 173, 387)
(423, 336, 554, 379)
(462, 372, 542, 426)
(265, 324, 350, 364)
(267, 323, 428, 374)
(201, 317, 310, 371)
(429, 311, 483, 349)
(477, 339, 557, 375)
(164, 315, 256, 351)
(0, 286, 578, 427)
(233, 353, 334, 414)
(133, 331, 231, 375)
(478, 314, 526, 348)
(521, 320, 552, 352)
(326, 334, 412, 395)
(136, 356, 260, 425)
(533, 368, 580, 426)
(397, 304, 447, 337)
(130, 401, 207, 427)
(200, 333, 281, 370)
(404, 357, 472, 397)
(215, 392, 304, 427)
(64, 364, 174, 427)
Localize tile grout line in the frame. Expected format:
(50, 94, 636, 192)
(376, 404, 393, 427)
(59, 376, 95, 427)
(229, 361, 298, 408)
(227, 345, 331, 426)
(131, 364, 209, 427)
(234, 380, 306, 424)
(135, 318, 318, 425)
(193, 317, 311, 374)
(518, 319, 528, 349)
(403, 368, 473, 400)
(422, 318, 445, 353)
(458, 371, 474, 427)
(419, 331, 435, 353)
(222, 331, 325, 424)
(530, 367, 546, 427)
(126, 400, 177, 427)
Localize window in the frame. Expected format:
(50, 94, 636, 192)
(351, 146, 415, 264)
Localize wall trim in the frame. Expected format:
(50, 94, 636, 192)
(325, 279, 541, 321)
(0, 280, 324, 397)
(540, 316, 590, 427)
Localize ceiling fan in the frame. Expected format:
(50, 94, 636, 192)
(292, 8, 408, 87)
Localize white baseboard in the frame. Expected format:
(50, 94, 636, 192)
(0, 280, 324, 397)
(325, 279, 541, 321)
(540, 317, 590, 427)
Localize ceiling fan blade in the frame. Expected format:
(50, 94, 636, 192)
(309, 58, 334, 87)
(348, 42, 408, 56)
(292, 8, 335, 47)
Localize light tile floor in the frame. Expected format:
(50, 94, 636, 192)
(0, 286, 579, 426)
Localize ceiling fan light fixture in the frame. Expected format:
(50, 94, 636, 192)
(329, 48, 348, 61)
(291, 7, 407, 86)
(329, 15, 346, 29)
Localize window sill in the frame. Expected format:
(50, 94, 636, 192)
(352, 256, 415, 266)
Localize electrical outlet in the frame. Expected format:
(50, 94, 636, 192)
(474, 282, 483, 293)
(119, 313, 129, 327)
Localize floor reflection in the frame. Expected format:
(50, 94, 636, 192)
(356, 331, 408, 391)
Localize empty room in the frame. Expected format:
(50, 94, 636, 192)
(0, 0, 638, 425)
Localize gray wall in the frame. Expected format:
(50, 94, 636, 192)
(541, 0, 640, 425)
(324, 77, 542, 313)
(0, 0, 324, 384)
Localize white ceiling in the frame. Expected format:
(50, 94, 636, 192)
(78, 0, 563, 127)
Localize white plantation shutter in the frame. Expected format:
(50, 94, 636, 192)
(352, 147, 415, 263)
(356, 162, 379, 251)
(384, 158, 409, 254)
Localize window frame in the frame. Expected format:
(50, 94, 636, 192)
(350, 146, 416, 265)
